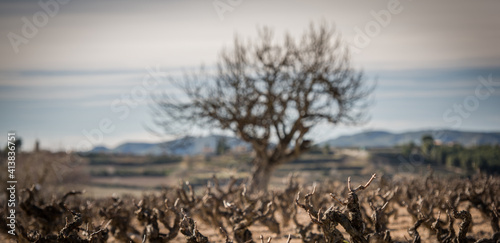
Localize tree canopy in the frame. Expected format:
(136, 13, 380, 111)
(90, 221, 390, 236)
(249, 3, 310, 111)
(152, 22, 373, 191)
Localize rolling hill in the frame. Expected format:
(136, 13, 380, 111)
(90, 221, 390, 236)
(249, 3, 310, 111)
(90, 130, 500, 155)
(89, 135, 251, 155)
(320, 129, 500, 148)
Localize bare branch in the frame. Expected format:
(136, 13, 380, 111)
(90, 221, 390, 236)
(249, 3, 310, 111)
(151, 21, 373, 192)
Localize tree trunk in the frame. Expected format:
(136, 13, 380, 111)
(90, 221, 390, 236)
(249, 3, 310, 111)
(248, 159, 276, 193)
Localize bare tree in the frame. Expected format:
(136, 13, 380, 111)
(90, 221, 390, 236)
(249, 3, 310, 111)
(152, 22, 373, 192)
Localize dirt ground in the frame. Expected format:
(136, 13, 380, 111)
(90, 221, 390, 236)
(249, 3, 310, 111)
(180, 206, 492, 243)
(103, 202, 492, 242)
(0, 197, 495, 243)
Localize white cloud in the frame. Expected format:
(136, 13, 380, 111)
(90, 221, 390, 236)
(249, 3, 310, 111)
(0, 72, 142, 87)
(1, 0, 499, 71)
(1, 0, 499, 150)
(0, 86, 129, 100)
(376, 89, 474, 99)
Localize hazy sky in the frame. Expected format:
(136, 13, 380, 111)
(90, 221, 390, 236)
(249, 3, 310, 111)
(1, 0, 500, 151)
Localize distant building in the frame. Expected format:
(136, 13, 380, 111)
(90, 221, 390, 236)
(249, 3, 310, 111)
(202, 144, 214, 155)
(232, 145, 251, 154)
(445, 141, 457, 146)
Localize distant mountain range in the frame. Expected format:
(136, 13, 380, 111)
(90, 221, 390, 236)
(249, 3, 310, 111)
(90, 135, 251, 156)
(90, 130, 500, 155)
(320, 130, 500, 148)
